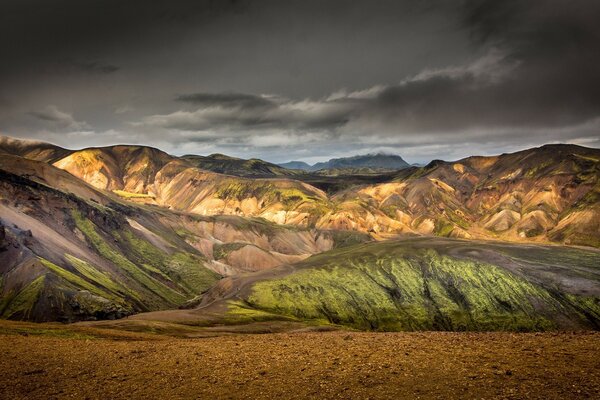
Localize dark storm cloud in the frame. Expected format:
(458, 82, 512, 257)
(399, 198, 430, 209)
(460, 0, 600, 118)
(1, 0, 599, 163)
(0, 0, 246, 78)
(175, 93, 276, 110)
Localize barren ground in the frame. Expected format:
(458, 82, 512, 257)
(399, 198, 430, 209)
(0, 321, 599, 399)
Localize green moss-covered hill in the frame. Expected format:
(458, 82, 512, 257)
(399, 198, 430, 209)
(228, 238, 600, 331)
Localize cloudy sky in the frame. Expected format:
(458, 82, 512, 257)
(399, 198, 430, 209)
(1, 0, 599, 164)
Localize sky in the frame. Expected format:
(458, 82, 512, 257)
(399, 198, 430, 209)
(0, 0, 599, 164)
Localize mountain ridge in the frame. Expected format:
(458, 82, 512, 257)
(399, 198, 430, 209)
(279, 152, 410, 171)
(1, 135, 599, 248)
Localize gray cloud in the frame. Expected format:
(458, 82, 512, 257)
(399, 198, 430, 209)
(175, 92, 276, 110)
(1, 0, 599, 164)
(28, 106, 90, 131)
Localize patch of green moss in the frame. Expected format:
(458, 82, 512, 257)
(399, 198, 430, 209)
(447, 210, 470, 229)
(214, 180, 325, 212)
(174, 228, 198, 241)
(64, 254, 130, 297)
(244, 246, 578, 331)
(0, 324, 96, 339)
(167, 253, 220, 294)
(329, 230, 372, 249)
(434, 218, 455, 237)
(71, 210, 185, 307)
(39, 258, 116, 300)
(223, 300, 302, 325)
(1, 275, 45, 319)
(525, 160, 553, 178)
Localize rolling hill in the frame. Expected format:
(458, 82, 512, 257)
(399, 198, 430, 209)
(182, 153, 301, 177)
(89, 237, 600, 333)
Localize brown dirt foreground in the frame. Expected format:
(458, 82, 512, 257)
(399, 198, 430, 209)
(1, 326, 599, 399)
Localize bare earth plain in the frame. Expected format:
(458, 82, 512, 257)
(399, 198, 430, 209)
(1, 322, 599, 399)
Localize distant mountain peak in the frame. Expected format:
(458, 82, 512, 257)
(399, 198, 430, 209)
(279, 153, 410, 171)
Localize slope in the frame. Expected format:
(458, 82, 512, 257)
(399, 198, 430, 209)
(201, 238, 600, 332)
(0, 154, 358, 322)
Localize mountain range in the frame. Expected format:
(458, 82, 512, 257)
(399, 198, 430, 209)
(279, 153, 410, 172)
(0, 135, 599, 330)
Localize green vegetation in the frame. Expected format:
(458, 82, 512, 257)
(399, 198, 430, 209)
(224, 300, 300, 325)
(213, 242, 247, 260)
(174, 228, 198, 241)
(65, 255, 127, 295)
(434, 218, 455, 237)
(119, 229, 219, 294)
(0, 323, 96, 339)
(167, 253, 220, 294)
(39, 258, 115, 300)
(329, 230, 372, 248)
(214, 180, 325, 211)
(71, 210, 186, 307)
(0, 275, 45, 320)
(242, 241, 599, 331)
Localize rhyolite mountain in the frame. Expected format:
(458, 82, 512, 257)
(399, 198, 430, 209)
(181, 153, 301, 177)
(279, 153, 410, 172)
(0, 148, 363, 322)
(1, 135, 599, 327)
(2, 136, 599, 247)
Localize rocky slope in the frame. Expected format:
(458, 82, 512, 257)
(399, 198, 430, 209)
(314, 144, 600, 247)
(0, 153, 358, 322)
(2, 136, 600, 248)
(1, 136, 599, 248)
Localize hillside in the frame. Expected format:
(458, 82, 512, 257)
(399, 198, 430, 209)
(237, 238, 600, 331)
(182, 154, 301, 177)
(88, 237, 600, 333)
(0, 153, 363, 322)
(278, 161, 312, 170)
(321, 144, 600, 247)
(1, 136, 599, 249)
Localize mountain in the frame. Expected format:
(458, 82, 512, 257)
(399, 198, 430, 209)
(0, 151, 367, 322)
(0, 135, 71, 162)
(2, 136, 599, 248)
(181, 153, 301, 177)
(279, 153, 411, 172)
(91, 237, 600, 333)
(1, 136, 600, 326)
(312, 153, 410, 171)
(278, 161, 312, 170)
